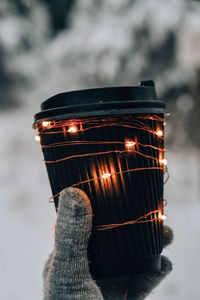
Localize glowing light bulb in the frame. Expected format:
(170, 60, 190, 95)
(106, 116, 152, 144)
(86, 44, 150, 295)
(160, 214, 167, 221)
(126, 140, 136, 149)
(68, 126, 78, 133)
(156, 130, 163, 137)
(42, 121, 50, 127)
(102, 172, 111, 179)
(35, 134, 41, 143)
(158, 211, 167, 221)
(161, 159, 168, 166)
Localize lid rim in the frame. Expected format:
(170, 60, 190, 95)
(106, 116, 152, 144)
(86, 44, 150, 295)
(41, 84, 158, 111)
(34, 82, 166, 127)
(33, 100, 165, 127)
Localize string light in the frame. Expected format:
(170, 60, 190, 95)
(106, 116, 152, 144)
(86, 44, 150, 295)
(68, 126, 78, 133)
(35, 114, 168, 231)
(158, 212, 167, 221)
(33, 115, 163, 129)
(48, 166, 165, 203)
(156, 130, 163, 137)
(95, 209, 160, 231)
(42, 121, 51, 127)
(160, 158, 168, 166)
(38, 117, 161, 136)
(125, 140, 136, 150)
(44, 149, 160, 164)
(160, 214, 167, 221)
(71, 167, 165, 188)
(102, 172, 111, 179)
(41, 140, 165, 152)
(35, 134, 41, 143)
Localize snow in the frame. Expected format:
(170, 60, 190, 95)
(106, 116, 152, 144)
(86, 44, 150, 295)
(148, 149, 200, 299)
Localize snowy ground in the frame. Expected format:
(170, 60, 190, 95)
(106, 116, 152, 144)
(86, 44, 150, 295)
(1, 107, 200, 299)
(148, 146, 200, 299)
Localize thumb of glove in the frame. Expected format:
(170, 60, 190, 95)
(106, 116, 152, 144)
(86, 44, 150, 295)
(43, 187, 103, 300)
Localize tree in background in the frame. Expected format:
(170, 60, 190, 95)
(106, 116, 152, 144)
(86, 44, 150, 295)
(0, 0, 200, 147)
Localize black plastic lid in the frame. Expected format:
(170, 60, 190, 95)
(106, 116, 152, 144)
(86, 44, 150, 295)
(33, 81, 165, 125)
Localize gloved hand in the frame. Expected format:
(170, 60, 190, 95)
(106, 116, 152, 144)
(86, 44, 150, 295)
(43, 187, 173, 300)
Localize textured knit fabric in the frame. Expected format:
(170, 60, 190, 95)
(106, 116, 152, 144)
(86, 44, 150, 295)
(43, 188, 104, 300)
(43, 187, 173, 300)
(96, 255, 172, 300)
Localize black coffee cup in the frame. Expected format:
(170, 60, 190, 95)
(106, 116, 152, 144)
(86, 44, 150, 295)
(33, 80, 166, 279)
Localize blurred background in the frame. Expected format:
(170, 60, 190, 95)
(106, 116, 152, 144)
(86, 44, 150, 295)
(1, 0, 200, 299)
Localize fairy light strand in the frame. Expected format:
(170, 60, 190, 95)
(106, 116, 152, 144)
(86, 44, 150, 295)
(34, 114, 168, 229)
(36, 116, 164, 140)
(44, 149, 164, 164)
(95, 209, 166, 231)
(41, 140, 166, 152)
(48, 166, 166, 202)
(33, 114, 165, 130)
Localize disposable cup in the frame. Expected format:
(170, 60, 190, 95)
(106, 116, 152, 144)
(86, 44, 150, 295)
(33, 81, 166, 279)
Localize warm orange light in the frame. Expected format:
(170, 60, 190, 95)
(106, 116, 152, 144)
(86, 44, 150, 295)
(68, 126, 78, 133)
(42, 121, 50, 127)
(125, 140, 136, 149)
(35, 134, 41, 143)
(159, 213, 167, 221)
(160, 158, 168, 166)
(156, 130, 163, 137)
(102, 172, 111, 179)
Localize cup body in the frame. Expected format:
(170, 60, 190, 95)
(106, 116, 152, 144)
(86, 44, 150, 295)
(33, 83, 166, 278)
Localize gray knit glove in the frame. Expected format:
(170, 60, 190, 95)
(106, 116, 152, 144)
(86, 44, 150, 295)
(43, 187, 173, 300)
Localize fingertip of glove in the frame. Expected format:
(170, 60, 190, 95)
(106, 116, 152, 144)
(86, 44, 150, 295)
(163, 225, 174, 248)
(160, 255, 173, 274)
(54, 188, 93, 258)
(58, 187, 92, 218)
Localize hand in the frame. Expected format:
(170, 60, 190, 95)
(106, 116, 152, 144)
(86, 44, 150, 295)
(43, 188, 173, 300)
